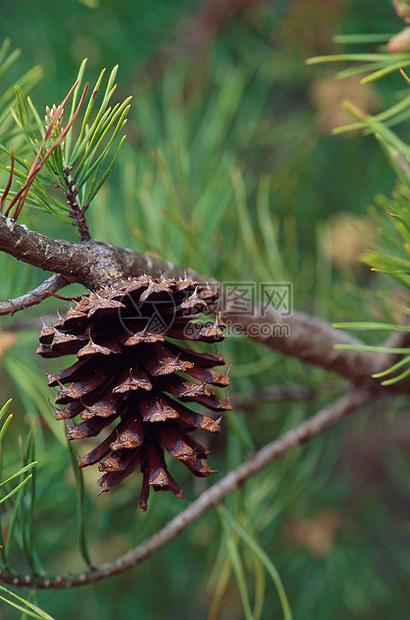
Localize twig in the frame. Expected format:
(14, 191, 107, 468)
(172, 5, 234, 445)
(0, 273, 68, 316)
(0, 386, 374, 589)
(63, 167, 91, 242)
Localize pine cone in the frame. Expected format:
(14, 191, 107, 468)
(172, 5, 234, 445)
(37, 275, 231, 510)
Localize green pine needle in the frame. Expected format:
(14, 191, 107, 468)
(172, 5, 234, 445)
(68, 445, 94, 569)
(218, 505, 293, 620)
(0, 586, 55, 619)
(1, 59, 131, 222)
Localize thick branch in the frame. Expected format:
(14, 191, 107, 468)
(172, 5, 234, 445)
(0, 386, 375, 589)
(0, 212, 408, 392)
(0, 273, 67, 316)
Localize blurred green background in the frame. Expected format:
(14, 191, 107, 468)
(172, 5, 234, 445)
(0, 1, 408, 619)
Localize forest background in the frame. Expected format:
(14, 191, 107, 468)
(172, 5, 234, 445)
(0, 1, 408, 619)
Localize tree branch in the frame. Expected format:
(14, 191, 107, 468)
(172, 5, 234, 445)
(0, 212, 408, 392)
(0, 273, 68, 316)
(0, 386, 375, 589)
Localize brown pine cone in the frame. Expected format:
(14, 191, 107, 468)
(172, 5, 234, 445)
(38, 275, 231, 510)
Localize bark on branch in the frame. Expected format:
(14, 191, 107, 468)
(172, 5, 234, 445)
(0, 386, 375, 589)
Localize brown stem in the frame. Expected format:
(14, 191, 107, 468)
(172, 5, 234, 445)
(0, 273, 68, 316)
(63, 167, 91, 242)
(0, 386, 375, 589)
